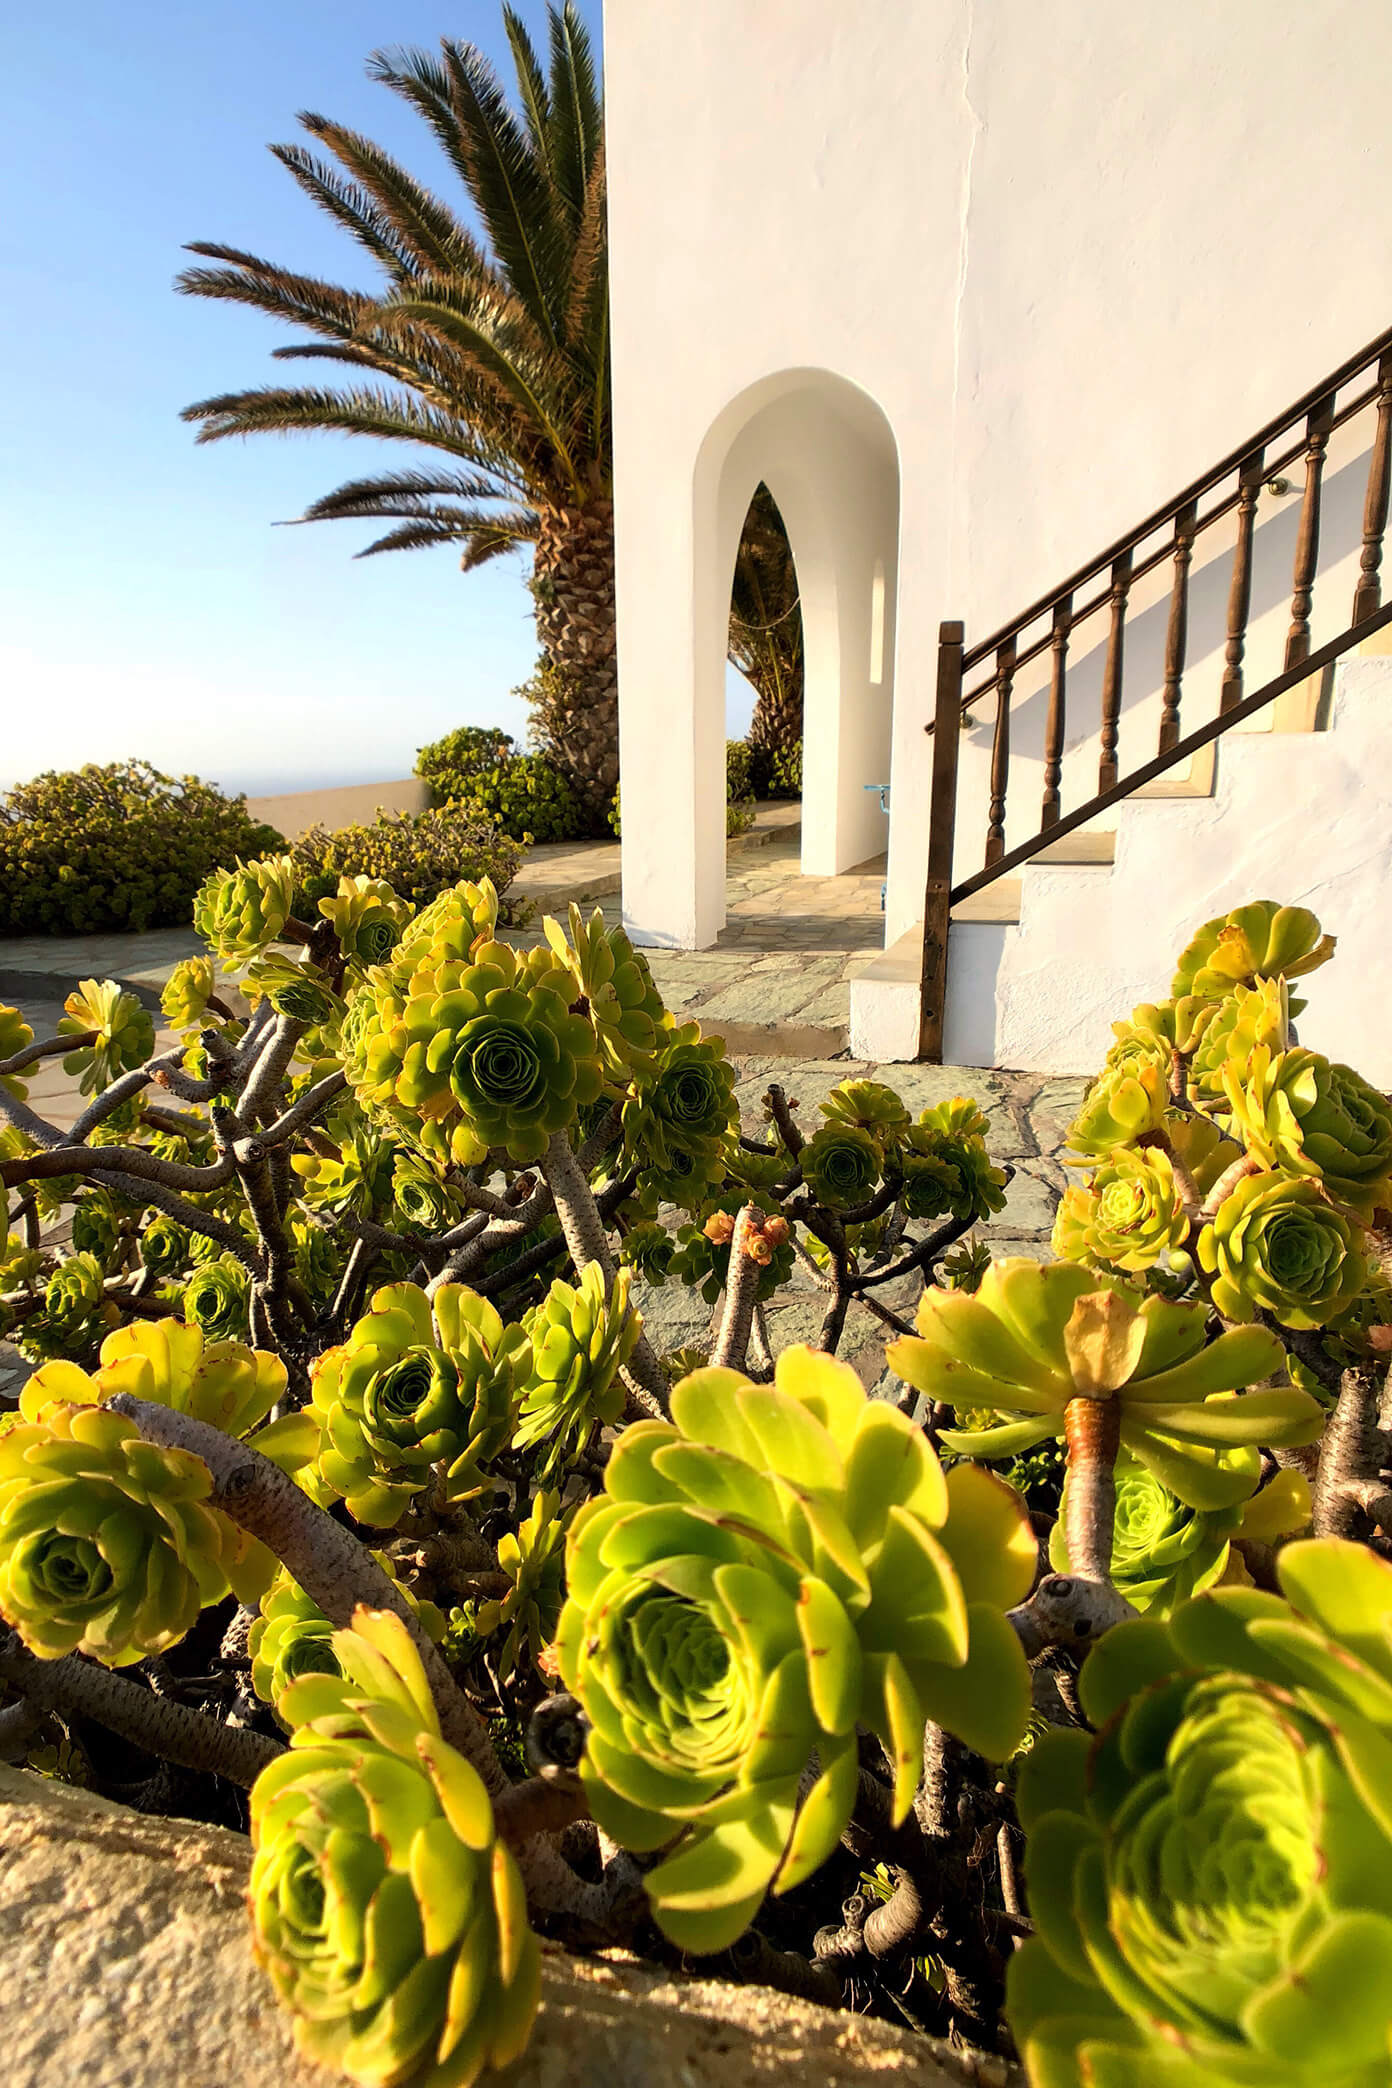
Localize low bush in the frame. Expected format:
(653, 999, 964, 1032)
(0, 761, 282, 936)
(413, 723, 518, 799)
(415, 725, 588, 844)
(288, 802, 522, 910)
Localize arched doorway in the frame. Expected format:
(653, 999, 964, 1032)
(618, 368, 901, 948)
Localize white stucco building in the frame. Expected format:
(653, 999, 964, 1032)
(602, 0, 1392, 1077)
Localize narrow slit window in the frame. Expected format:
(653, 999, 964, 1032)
(869, 561, 886, 685)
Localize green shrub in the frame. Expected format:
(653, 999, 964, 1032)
(0, 762, 283, 937)
(413, 724, 518, 800)
(768, 740, 802, 797)
(288, 803, 522, 910)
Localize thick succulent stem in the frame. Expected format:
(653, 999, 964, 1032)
(1313, 1362, 1392, 1538)
(711, 1203, 762, 1370)
(539, 1132, 669, 1410)
(0, 1628, 281, 1789)
(104, 1395, 507, 1798)
(1007, 1573, 1137, 1659)
(1062, 1394, 1120, 1584)
(725, 1931, 844, 2008)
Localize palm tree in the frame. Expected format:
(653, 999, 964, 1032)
(728, 485, 804, 760)
(177, 5, 618, 816)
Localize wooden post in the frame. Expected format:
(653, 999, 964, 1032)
(918, 622, 964, 1063)
(1285, 393, 1335, 670)
(984, 637, 1016, 866)
(1221, 449, 1264, 712)
(1097, 551, 1131, 793)
(1041, 595, 1072, 827)
(1353, 351, 1392, 626)
(1158, 501, 1197, 753)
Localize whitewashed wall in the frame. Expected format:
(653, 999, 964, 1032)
(604, 0, 1392, 948)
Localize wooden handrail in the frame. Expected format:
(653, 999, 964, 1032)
(918, 319, 1392, 1061)
(959, 317, 1392, 674)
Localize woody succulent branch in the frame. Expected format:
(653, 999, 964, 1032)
(4, 879, 1392, 2088)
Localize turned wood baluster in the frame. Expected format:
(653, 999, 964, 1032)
(1220, 449, 1264, 713)
(1353, 351, 1392, 626)
(1041, 595, 1072, 827)
(1158, 501, 1197, 754)
(984, 637, 1016, 866)
(1097, 551, 1131, 793)
(918, 622, 964, 1063)
(1285, 392, 1335, 670)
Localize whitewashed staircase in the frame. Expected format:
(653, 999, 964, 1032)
(850, 656, 1392, 1085)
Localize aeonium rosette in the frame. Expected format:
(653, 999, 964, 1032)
(555, 1345, 1036, 1952)
(1009, 1539, 1392, 2088)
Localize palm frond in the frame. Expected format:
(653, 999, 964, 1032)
(564, 139, 607, 363)
(176, 246, 371, 339)
(266, 141, 416, 278)
(547, 1, 601, 220)
(179, 382, 511, 464)
(502, 6, 553, 170)
(298, 468, 518, 520)
(295, 114, 496, 285)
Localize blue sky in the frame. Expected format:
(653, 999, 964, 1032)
(0, 0, 712, 799)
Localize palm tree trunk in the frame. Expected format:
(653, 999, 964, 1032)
(530, 500, 619, 822)
(745, 648, 804, 757)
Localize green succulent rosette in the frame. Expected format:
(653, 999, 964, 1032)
(194, 853, 301, 969)
(1172, 897, 1335, 1014)
(43, 1253, 106, 1336)
(545, 903, 667, 1075)
(184, 1256, 252, 1343)
(308, 1282, 530, 1525)
(617, 1219, 676, 1286)
(473, 1488, 568, 1679)
(1107, 995, 1219, 1077)
(1052, 1147, 1191, 1272)
(888, 1259, 1321, 1510)
(389, 1151, 458, 1234)
(291, 1121, 396, 1215)
(1198, 1170, 1368, 1329)
(0, 1402, 269, 1663)
(160, 956, 220, 1032)
(248, 1607, 540, 2088)
(290, 1220, 340, 1306)
(245, 952, 343, 1031)
(903, 1101, 1008, 1223)
(621, 1025, 738, 1206)
(0, 1234, 44, 1292)
(57, 979, 154, 1096)
(799, 1121, 882, 1211)
(1222, 1046, 1392, 1221)
(1189, 975, 1290, 1098)
(1009, 1538, 1392, 2088)
(248, 1561, 445, 1723)
(555, 1345, 1036, 1952)
(512, 1263, 640, 1469)
(70, 1191, 122, 1265)
(0, 1005, 35, 1100)
(1066, 1057, 1171, 1162)
(818, 1079, 912, 1147)
(137, 1213, 191, 1276)
(345, 930, 603, 1169)
(317, 874, 413, 970)
(1048, 1448, 1244, 1612)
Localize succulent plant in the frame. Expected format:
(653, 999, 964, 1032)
(798, 1121, 882, 1211)
(0, 1402, 268, 1663)
(473, 1488, 568, 1679)
(1051, 1147, 1192, 1272)
(160, 956, 219, 1032)
(1172, 897, 1335, 1008)
(308, 1283, 530, 1525)
(57, 980, 154, 1096)
(621, 1026, 738, 1206)
(1009, 1538, 1392, 2088)
(0, 1233, 44, 1291)
(1197, 1170, 1368, 1329)
(345, 926, 603, 1169)
(245, 953, 343, 1029)
(389, 1151, 457, 1234)
(248, 1561, 444, 1722)
(291, 1121, 396, 1215)
(1189, 975, 1290, 1097)
(249, 1607, 540, 2087)
(0, 1005, 35, 1100)
(889, 1260, 1321, 1509)
(902, 1101, 1008, 1223)
(1047, 1447, 1246, 1611)
(555, 1345, 1035, 1951)
(1222, 1046, 1392, 1221)
(545, 903, 667, 1075)
(183, 1256, 252, 1343)
(23, 1316, 287, 1435)
(512, 1263, 640, 1469)
(317, 873, 413, 969)
(668, 1197, 794, 1306)
(70, 1191, 123, 1264)
(819, 1080, 912, 1146)
(1068, 1054, 1177, 1163)
(43, 1252, 107, 1338)
(1107, 994, 1219, 1075)
(193, 854, 301, 968)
